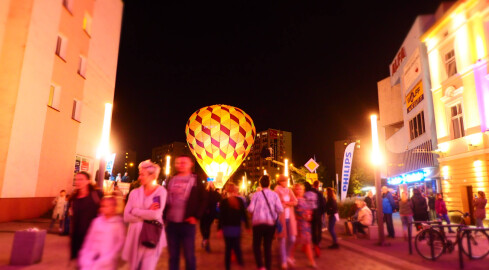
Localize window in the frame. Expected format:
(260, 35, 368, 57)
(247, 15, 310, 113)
(445, 49, 457, 77)
(78, 56, 87, 78)
(72, 100, 82, 122)
(82, 13, 92, 36)
(451, 104, 465, 139)
(48, 84, 61, 110)
(409, 111, 426, 140)
(55, 35, 68, 60)
(63, 0, 74, 13)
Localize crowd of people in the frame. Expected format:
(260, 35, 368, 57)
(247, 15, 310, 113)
(347, 186, 487, 240)
(53, 155, 340, 270)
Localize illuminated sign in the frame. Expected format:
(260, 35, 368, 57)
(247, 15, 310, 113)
(390, 47, 406, 75)
(387, 168, 431, 185)
(406, 80, 424, 113)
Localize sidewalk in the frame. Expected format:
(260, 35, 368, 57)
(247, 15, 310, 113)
(330, 213, 489, 270)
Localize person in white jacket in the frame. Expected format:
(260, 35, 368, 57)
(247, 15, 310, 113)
(123, 160, 167, 270)
(78, 196, 125, 270)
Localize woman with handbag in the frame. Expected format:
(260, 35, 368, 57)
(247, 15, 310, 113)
(123, 160, 167, 270)
(292, 183, 316, 268)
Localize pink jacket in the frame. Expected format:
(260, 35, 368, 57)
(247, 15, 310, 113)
(435, 199, 448, 215)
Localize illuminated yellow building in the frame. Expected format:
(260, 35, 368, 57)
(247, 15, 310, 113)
(423, 0, 489, 219)
(0, 0, 123, 221)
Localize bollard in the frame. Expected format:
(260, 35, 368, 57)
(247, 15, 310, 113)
(10, 229, 46, 265)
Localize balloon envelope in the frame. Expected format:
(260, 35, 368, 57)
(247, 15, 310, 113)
(185, 105, 256, 188)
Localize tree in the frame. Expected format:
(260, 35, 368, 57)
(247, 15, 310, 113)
(348, 167, 374, 195)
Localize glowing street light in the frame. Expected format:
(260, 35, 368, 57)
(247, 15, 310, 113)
(370, 114, 385, 246)
(165, 155, 171, 176)
(284, 159, 289, 177)
(264, 169, 267, 175)
(96, 103, 113, 189)
(370, 114, 382, 166)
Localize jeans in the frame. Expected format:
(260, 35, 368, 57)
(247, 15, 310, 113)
(429, 209, 437, 221)
(224, 236, 243, 270)
(384, 213, 395, 238)
(200, 215, 214, 240)
(400, 215, 413, 235)
(476, 218, 484, 228)
(328, 215, 337, 244)
(371, 210, 376, 225)
(252, 224, 275, 270)
(352, 221, 368, 234)
(311, 213, 322, 245)
(279, 219, 295, 264)
(166, 222, 196, 270)
(439, 214, 453, 232)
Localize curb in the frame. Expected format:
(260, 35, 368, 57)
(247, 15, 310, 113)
(322, 232, 431, 270)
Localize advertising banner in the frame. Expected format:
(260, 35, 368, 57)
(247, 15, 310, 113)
(105, 153, 116, 176)
(341, 143, 356, 201)
(405, 80, 424, 113)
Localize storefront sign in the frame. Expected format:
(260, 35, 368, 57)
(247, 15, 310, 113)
(405, 80, 424, 113)
(340, 143, 356, 201)
(390, 47, 406, 76)
(388, 168, 430, 185)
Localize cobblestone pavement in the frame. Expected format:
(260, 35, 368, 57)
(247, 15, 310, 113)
(0, 219, 397, 270)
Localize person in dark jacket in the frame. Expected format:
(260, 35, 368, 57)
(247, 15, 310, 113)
(70, 172, 103, 260)
(325, 187, 339, 249)
(411, 188, 429, 231)
(200, 181, 221, 252)
(310, 181, 326, 257)
(381, 186, 396, 238)
(428, 193, 436, 221)
(218, 183, 250, 270)
(164, 155, 207, 270)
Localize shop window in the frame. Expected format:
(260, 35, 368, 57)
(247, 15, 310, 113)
(444, 49, 457, 78)
(48, 84, 61, 110)
(55, 35, 68, 60)
(72, 99, 82, 122)
(450, 103, 465, 139)
(409, 111, 426, 140)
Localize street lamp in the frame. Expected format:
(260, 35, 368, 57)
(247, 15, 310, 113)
(371, 114, 386, 246)
(164, 155, 171, 185)
(96, 103, 113, 190)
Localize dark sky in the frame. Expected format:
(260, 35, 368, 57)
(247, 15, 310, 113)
(112, 0, 446, 177)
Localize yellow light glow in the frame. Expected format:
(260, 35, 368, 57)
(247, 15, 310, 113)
(152, 180, 157, 185)
(370, 115, 382, 165)
(129, 162, 134, 167)
(264, 169, 267, 175)
(452, 12, 466, 29)
(284, 159, 289, 177)
(241, 176, 246, 191)
(165, 155, 171, 176)
(96, 103, 113, 159)
(476, 36, 486, 60)
(467, 133, 483, 147)
(442, 166, 450, 180)
(438, 142, 450, 153)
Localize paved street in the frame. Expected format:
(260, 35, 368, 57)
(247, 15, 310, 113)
(1, 217, 488, 270)
(0, 219, 397, 270)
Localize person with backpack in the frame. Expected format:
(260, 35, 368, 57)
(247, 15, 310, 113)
(381, 186, 396, 238)
(411, 188, 429, 231)
(248, 175, 283, 270)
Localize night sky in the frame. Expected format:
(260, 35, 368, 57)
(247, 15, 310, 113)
(112, 0, 447, 178)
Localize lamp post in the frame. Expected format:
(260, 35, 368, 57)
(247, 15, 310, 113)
(284, 158, 289, 187)
(96, 103, 113, 191)
(164, 155, 171, 185)
(371, 114, 385, 246)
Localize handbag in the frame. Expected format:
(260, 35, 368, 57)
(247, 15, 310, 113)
(140, 220, 163, 248)
(262, 191, 283, 233)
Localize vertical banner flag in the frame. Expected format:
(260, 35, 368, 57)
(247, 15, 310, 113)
(341, 143, 356, 201)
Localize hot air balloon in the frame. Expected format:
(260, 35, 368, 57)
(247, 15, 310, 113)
(185, 105, 256, 188)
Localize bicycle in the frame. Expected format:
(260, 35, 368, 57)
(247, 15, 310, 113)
(414, 210, 489, 260)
